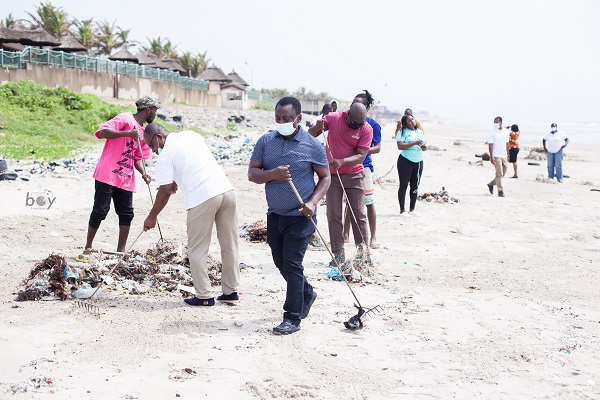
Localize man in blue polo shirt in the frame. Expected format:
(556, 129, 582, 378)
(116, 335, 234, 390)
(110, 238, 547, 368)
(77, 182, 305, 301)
(249, 96, 331, 335)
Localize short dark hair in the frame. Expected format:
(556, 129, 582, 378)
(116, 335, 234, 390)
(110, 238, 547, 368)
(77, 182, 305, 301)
(495, 116, 503, 122)
(321, 103, 333, 113)
(276, 97, 301, 115)
(511, 124, 519, 132)
(354, 89, 375, 111)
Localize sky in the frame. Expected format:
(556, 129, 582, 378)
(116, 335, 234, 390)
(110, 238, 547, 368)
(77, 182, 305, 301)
(3, 0, 599, 124)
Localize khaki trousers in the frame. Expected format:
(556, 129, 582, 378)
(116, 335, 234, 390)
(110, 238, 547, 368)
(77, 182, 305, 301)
(489, 158, 508, 192)
(186, 190, 239, 299)
(326, 172, 368, 255)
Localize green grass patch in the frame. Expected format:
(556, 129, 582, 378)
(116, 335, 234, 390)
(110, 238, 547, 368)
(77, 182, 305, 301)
(0, 80, 129, 160)
(253, 100, 275, 111)
(187, 126, 211, 136)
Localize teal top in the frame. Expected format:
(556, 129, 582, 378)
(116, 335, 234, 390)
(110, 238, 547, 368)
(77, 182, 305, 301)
(396, 128, 426, 163)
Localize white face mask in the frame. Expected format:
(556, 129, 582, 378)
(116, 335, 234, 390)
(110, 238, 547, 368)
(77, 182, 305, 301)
(157, 146, 162, 155)
(275, 119, 297, 136)
(551, 126, 557, 132)
(494, 123, 501, 129)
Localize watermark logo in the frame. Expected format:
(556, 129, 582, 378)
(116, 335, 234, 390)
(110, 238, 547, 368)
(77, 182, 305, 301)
(25, 190, 56, 210)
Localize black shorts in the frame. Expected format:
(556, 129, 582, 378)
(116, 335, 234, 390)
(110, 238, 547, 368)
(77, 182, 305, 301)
(508, 148, 520, 163)
(88, 180, 134, 228)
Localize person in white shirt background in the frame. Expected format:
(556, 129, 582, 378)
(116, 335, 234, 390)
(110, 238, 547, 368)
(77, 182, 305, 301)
(543, 123, 569, 183)
(486, 116, 510, 198)
(142, 123, 240, 307)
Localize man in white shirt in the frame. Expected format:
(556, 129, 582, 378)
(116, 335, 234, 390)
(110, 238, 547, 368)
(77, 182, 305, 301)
(142, 123, 240, 306)
(486, 116, 510, 197)
(543, 123, 569, 183)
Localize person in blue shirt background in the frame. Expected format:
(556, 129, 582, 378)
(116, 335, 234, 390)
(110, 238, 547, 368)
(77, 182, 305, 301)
(396, 114, 427, 215)
(343, 90, 382, 249)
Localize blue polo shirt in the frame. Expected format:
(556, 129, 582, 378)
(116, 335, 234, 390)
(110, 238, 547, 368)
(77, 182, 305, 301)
(363, 117, 382, 172)
(251, 127, 328, 216)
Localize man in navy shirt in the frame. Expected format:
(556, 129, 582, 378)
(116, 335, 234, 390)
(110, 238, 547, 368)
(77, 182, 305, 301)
(248, 97, 331, 335)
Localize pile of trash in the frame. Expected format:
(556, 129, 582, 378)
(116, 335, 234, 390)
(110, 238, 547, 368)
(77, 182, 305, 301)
(15, 242, 223, 302)
(525, 147, 547, 161)
(205, 135, 256, 166)
(417, 187, 459, 204)
(239, 220, 267, 242)
(325, 244, 374, 283)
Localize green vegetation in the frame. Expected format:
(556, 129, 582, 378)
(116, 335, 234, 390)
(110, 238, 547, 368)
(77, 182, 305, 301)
(253, 100, 275, 111)
(0, 80, 128, 160)
(187, 126, 211, 136)
(226, 120, 238, 131)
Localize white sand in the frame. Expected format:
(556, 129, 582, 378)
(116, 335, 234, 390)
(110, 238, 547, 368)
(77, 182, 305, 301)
(1, 116, 599, 399)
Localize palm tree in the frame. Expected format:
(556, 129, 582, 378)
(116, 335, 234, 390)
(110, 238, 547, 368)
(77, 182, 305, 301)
(27, 1, 70, 37)
(179, 51, 194, 77)
(162, 39, 178, 59)
(145, 36, 164, 57)
(116, 27, 132, 49)
(191, 51, 210, 77)
(95, 20, 118, 55)
(72, 18, 95, 49)
(3, 13, 16, 28)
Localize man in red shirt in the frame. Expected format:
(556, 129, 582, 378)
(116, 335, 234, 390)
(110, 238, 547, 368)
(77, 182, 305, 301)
(309, 103, 373, 265)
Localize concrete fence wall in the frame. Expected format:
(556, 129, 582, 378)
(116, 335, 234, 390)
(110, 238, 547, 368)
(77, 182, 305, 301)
(0, 64, 218, 107)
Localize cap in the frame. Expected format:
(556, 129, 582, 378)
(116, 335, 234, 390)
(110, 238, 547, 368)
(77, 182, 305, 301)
(135, 96, 161, 109)
(551, 122, 557, 127)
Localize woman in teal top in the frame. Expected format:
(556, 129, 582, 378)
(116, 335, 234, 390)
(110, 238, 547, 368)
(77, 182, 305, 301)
(396, 115, 427, 215)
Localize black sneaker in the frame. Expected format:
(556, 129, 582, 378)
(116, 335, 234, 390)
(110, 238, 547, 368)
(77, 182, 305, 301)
(328, 252, 345, 268)
(301, 291, 317, 319)
(217, 292, 239, 304)
(184, 297, 215, 306)
(487, 183, 494, 194)
(273, 319, 300, 335)
(498, 191, 505, 197)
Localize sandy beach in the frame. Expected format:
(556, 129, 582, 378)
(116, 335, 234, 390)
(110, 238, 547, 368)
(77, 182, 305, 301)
(1, 111, 599, 399)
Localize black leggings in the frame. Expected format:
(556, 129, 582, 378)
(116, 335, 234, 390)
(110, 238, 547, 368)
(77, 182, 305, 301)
(397, 155, 423, 212)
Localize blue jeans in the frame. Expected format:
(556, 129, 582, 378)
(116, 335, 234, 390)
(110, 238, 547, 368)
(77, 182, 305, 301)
(547, 149, 564, 181)
(267, 213, 315, 324)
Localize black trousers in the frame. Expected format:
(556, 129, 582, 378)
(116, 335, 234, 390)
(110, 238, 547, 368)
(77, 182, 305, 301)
(89, 180, 134, 229)
(266, 213, 316, 324)
(397, 155, 423, 212)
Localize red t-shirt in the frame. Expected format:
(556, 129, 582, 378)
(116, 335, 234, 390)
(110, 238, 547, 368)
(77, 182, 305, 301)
(323, 111, 373, 174)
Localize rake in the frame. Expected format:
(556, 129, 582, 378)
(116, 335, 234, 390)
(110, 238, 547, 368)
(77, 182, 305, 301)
(287, 180, 382, 330)
(74, 230, 144, 315)
(137, 137, 164, 242)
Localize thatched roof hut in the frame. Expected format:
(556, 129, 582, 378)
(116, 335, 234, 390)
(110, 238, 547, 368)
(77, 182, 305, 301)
(198, 65, 231, 84)
(0, 23, 61, 47)
(227, 70, 249, 87)
(109, 47, 138, 63)
(160, 57, 186, 74)
(135, 50, 160, 66)
(52, 31, 87, 54)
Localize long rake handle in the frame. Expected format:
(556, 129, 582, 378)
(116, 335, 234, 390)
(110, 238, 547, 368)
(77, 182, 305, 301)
(137, 137, 164, 241)
(84, 230, 144, 300)
(287, 180, 363, 309)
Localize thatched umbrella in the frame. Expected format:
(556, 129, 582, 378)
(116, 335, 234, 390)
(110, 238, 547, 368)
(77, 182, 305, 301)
(160, 57, 186, 74)
(52, 31, 87, 54)
(135, 49, 160, 66)
(0, 23, 61, 47)
(109, 47, 138, 63)
(227, 70, 249, 87)
(198, 65, 231, 84)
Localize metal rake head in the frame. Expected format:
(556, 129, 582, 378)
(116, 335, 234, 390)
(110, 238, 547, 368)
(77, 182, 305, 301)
(74, 300, 100, 316)
(344, 304, 383, 330)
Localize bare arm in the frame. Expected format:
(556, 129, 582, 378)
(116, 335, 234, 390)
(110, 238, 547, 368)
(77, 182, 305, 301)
(330, 148, 369, 169)
(489, 143, 495, 163)
(308, 120, 323, 137)
(143, 184, 173, 230)
(542, 139, 547, 153)
(248, 160, 291, 184)
(562, 138, 569, 148)
(99, 127, 138, 140)
(368, 142, 381, 155)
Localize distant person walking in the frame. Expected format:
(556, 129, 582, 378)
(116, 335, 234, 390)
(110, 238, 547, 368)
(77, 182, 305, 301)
(508, 124, 520, 178)
(487, 116, 509, 197)
(543, 123, 569, 182)
(396, 114, 427, 215)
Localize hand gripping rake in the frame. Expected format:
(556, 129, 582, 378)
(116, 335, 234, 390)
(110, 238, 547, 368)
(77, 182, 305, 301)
(137, 137, 164, 242)
(287, 180, 382, 330)
(75, 230, 144, 315)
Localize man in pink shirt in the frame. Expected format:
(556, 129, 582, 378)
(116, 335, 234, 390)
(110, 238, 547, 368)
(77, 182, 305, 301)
(80, 96, 157, 257)
(309, 103, 373, 265)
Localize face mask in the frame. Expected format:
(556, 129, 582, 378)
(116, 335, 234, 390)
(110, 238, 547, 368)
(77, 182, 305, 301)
(494, 123, 501, 129)
(157, 146, 162, 155)
(551, 126, 557, 132)
(275, 119, 297, 136)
